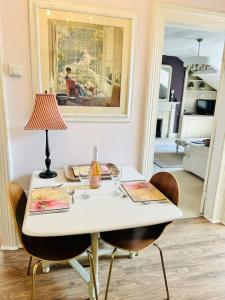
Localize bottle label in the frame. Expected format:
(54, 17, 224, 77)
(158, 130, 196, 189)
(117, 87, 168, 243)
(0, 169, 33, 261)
(90, 175, 101, 188)
(89, 159, 101, 189)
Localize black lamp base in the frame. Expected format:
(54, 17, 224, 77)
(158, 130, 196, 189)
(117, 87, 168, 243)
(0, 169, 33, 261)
(39, 130, 58, 179)
(39, 170, 57, 179)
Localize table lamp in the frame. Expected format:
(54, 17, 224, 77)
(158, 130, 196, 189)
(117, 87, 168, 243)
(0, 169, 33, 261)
(25, 94, 67, 179)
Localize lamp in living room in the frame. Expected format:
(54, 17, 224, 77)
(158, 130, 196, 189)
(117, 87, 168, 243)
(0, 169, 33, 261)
(25, 93, 67, 179)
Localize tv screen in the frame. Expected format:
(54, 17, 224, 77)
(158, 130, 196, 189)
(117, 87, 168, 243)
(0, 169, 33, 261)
(197, 99, 215, 115)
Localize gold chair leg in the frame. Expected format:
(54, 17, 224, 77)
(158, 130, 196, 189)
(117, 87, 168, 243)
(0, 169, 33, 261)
(32, 260, 42, 300)
(27, 256, 33, 276)
(153, 243, 170, 300)
(104, 248, 117, 300)
(87, 250, 99, 300)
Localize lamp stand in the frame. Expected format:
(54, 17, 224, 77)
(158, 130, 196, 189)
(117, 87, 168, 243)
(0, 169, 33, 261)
(39, 130, 57, 179)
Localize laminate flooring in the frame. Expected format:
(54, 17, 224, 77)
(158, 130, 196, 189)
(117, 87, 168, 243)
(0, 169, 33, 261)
(1, 217, 225, 300)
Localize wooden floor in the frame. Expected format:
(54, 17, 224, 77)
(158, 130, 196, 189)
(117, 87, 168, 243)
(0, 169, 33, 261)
(1, 217, 225, 300)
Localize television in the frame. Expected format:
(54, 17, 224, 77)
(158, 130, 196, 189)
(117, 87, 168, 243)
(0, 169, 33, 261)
(196, 99, 215, 115)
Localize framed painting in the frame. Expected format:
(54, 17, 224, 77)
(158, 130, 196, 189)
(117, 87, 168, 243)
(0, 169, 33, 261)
(29, 1, 138, 122)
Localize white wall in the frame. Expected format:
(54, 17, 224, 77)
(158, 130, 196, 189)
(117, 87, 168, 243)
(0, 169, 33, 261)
(0, 0, 150, 188)
(1, 0, 225, 189)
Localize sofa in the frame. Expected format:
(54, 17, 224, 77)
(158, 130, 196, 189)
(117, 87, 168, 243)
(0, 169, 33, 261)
(183, 144, 209, 179)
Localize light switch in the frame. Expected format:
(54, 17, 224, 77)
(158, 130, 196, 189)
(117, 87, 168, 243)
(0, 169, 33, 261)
(9, 64, 22, 77)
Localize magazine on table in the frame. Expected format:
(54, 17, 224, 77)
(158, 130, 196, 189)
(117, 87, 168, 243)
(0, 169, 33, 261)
(30, 188, 70, 214)
(121, 181, 170, 203)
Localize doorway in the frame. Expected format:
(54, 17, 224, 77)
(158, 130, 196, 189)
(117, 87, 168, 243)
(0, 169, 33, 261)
(142, 4, 225, 222)
(153, 25, 224, 218)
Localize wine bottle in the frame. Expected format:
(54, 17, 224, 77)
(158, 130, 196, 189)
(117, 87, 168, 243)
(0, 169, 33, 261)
(89, 146, 101, 189)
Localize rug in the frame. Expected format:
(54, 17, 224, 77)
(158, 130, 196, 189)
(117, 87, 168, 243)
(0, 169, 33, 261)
(154, 152, 184, 168)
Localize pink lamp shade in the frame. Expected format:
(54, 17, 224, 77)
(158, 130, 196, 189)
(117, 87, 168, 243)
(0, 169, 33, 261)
(25, 94, 67, 130)
(24, 94, 67, 179)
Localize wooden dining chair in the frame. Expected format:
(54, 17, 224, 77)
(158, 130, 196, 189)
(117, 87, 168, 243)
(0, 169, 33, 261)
(7, 182, 98, 300)
(100, 172, 180, 300)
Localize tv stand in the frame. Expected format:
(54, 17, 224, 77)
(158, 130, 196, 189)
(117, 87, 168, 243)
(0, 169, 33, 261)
(178, 71, 217, 138)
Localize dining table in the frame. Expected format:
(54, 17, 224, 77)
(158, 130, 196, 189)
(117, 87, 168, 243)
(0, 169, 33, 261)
(22, 165, 183, 299)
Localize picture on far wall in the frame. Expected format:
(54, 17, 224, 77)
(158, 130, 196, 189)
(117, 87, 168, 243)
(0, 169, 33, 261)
(33, 6, 134, 121)
(51, 20, 122, 108)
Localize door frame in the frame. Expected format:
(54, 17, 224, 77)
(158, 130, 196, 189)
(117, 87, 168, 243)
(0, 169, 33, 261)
(142, 3, 225, 222)
(0, 34, 18, 249)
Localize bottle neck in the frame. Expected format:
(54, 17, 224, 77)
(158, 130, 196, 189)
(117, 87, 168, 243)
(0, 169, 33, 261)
(93, 146, 98, 161)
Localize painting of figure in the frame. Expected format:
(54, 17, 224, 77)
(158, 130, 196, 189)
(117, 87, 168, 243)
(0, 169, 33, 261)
(46, 19, 123, 107)
(37, 8, 131, 118)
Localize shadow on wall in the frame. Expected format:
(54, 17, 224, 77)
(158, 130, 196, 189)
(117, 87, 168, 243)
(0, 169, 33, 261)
(13, 174, 31, 194)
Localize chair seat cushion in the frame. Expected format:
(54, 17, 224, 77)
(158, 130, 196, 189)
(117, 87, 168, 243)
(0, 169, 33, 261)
(22, 234, 91, 261)
(100, 223, 169, 251)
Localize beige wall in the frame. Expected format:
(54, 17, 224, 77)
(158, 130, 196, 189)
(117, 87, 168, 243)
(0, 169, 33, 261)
(0, 0, 225, 189)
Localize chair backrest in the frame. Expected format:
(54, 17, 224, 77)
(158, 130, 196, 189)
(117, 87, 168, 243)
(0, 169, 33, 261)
(150, 172, 180, 206)
(7, 182, 27, 244)
(100, 172, 180, 252)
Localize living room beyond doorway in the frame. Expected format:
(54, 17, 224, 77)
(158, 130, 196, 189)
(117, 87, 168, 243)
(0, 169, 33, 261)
(154, 138, 204, 218)
(152, 21, 225, 219)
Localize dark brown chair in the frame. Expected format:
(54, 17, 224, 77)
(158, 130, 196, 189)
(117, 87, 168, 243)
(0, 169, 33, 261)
(7, 182, 98, 300)
(100, 172, 180, 300)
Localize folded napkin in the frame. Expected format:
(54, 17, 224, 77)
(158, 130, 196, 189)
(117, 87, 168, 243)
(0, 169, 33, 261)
(72, 164, 112, 179)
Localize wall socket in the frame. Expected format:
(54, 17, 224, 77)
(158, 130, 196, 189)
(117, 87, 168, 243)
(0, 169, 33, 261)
(9, 64, 22, 77)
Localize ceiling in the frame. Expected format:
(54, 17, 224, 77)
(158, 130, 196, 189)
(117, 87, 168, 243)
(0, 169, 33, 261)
(163, 26, 225, 70)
